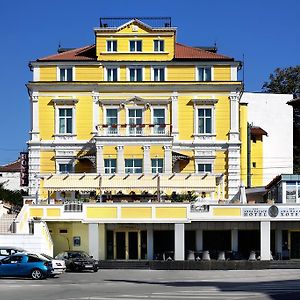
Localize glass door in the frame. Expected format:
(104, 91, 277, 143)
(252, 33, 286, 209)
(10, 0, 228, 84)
(128, 109, 143, 135)
(128, 232, 138, 259)
(116, 232, 126, 259)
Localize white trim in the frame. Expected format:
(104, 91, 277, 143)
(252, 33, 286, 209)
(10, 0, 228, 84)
(106, 40, 118, 52)
(193, 105, 216, 138)
(150, 106, 167, 135)
(33, 67, 40, 81)
(104, 66, 120, 81)
(103, 106, 120, 135)
(231, 66, 238, 81)
(125, 106, 145, 135)
(126, 66, 144, 81)
(55, 158, 75, 174)
(54, 105, 77, 139)
(129, 40, 143, 52)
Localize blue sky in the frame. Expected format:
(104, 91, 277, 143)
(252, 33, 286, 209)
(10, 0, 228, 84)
(0, 0, 299, 164)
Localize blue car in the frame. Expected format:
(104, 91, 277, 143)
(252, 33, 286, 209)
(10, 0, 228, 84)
(0, 254, 52, 279)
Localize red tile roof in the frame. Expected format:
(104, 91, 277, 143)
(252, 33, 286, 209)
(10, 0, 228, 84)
(174, 43, 233, 60)
(251, 126, 268, 137)
(37, 45, 96, 61)
(0, 159, 21, 173)
(36, 43, 233, 62)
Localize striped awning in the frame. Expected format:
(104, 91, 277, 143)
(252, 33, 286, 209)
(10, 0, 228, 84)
(42, 173, 216, 194)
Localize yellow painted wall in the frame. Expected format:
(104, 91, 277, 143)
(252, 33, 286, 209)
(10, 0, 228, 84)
(124, 146, 143, 158)
(156, 207, 187, 219)
(121, 207, 152, 218)
(39, 96, 55, 140)
(103, 146, 117, 159)
(40, 151, 55, 173)
(213, 207, 241, 216)
(46, 208, 61, 217)
(76, 96, 93, 140)
(30, 208, 43, 218)
(150, 145, 164, 157)
(214, 66, 231, 81)
(168, 66, 195, 81)
(76, 66, 103, 81)
(215, 95, 230, 140)
(39, 66, 56, 81)
(240, 104, 248, 185)
(86, 207, 117, 219)
(251, 138, 263, 187)
(178, 96, 194, 140)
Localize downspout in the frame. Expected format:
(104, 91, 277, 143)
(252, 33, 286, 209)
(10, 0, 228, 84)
(247, 122, 252, 187)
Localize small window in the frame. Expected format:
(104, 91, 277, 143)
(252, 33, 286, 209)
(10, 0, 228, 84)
(106, 40, 117, 52)
(252, 162, 256, 168)
(198, 163, 212, 174)
(59, 229, 68, 234)
(151, 158, 163, 173)
(59, 108, 73, 134)
(106, 68, 118, 82)
(104, 159, 117, 174)
(153, 67, 165, 81)
(154, 40, 164, 52)
(59, 163, 73, 174)
(198, 67, 211, 81)
(130, 40, 142, 52)
(59, 68, 73, 81)
(129, 68, 143, 82)
(125, 159, 143, 174)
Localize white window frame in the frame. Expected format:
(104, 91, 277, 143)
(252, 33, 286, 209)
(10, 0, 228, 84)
(127, 66, 144, 81)
(104, 66, 120, 81)
(57, 66, 75, 81)
(125, 158, 143, 174)
(55, 106, 76, 136)
(151, 66, 167, 81)
(151, 106, 167, 134)
(55, 158, 75, 174)
(151, 158, 164, 174)
(194, 105, 215, 137)
(129, 40, 142, 52)
(197, 163, 213, 174)
(104, 158, 117, 174)
(106, 40, 117, 52)
(153, 40, 165, 52)
(195, 66, 214, 81)
(104, 106, 120, 135)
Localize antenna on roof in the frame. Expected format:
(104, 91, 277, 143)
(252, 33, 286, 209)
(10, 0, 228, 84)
(57, 41, 62, 53)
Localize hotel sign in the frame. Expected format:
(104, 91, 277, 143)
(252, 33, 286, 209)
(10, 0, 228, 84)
(242, 206, 300, 219)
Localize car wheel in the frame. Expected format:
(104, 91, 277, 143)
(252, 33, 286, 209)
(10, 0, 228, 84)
(93, 267, 98, 272)
(31, 268, 44, 280)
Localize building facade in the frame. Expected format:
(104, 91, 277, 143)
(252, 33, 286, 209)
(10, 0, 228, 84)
(23, 18, 293, 261)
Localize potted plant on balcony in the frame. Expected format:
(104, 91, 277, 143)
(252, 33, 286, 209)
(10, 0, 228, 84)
(102, 124, 108, 128)
(121, 124, 127, 128)
(111, 124, 118, 128)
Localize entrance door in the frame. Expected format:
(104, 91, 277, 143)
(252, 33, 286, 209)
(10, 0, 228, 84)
(116, 232, 126, 259)
(290, 232, 300, 258)
(128, 232, 138, 259)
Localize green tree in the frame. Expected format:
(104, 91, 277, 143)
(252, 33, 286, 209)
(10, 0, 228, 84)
(262, 66, 300, 94)
(0, 182, 25, 208)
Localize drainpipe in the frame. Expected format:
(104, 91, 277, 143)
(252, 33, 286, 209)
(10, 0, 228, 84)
(247, 122, 252, 188)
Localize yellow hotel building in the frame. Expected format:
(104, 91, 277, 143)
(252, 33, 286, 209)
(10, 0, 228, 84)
(24, 18, 274, 261)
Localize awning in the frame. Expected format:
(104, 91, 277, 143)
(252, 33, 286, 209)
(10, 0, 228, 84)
(42, 173, 216, 194)
(172, 151, 190, 166)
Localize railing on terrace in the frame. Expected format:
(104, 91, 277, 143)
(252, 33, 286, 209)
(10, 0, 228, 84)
(99, 17, 172, 28)
(64, 201, 83, 212)
(97, 124, 172, 137)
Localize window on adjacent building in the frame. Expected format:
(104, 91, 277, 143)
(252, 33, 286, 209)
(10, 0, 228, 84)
(151, 158, 163, 173)
(59, 68, 73, 81)
(129, 40, 142, 52)
(198, 108, 212, 134)
(104, 159, 116, 174)
(286, 181, 297, 203)
(59, 163, 73, 174)
(197, 163, 212, 174)
(106, 108, 118, 134)
(128, 108, 143, 135)
(106, 40, 117, 52)
(129, 67, 143, 81)
(154, 40, 164, 52)
(153, 67, 165, 81)
(198, 67, 212, 81)
(125, 159, 143, 174)
(59, 108, 73, 134)
(153, 108, 165, 134)
(106, 68, 118, 81)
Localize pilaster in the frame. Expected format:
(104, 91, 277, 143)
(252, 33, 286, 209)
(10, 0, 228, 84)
(117, 145, 124, 174)
(171, 93, 179, 141)
(174, 223, 185, 261)
(163, 145, 172, 174)
(96, 145, 104, 174)
(229, 93, 240, 141)
(92, 92, 100, 135)
(227, 145, 241, 199)
(143, 145, 151, 174)
(30, 92, 40, 141)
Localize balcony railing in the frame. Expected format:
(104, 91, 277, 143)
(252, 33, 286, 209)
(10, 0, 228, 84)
(97, 124, 172, 137)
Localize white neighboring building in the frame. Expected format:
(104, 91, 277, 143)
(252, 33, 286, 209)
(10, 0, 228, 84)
(241, 92, 293, 185)
(0, 159, 21, 191)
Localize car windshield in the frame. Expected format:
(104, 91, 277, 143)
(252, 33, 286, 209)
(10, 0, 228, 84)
(41, 253, 53, 260)
(68, 252, 89, 259)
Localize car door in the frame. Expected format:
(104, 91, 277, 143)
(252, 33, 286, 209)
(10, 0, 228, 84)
(0, 256, 23, 276)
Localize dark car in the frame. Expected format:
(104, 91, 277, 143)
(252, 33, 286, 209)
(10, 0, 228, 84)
(55, 251, 98, 272)
(0, 254, 52, 280)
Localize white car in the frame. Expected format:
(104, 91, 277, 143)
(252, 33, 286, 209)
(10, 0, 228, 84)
(28, 253, 66, 276)
(0, 247, 26, 260)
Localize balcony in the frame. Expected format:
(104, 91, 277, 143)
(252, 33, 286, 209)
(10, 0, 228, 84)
(96, 124, 172, 137)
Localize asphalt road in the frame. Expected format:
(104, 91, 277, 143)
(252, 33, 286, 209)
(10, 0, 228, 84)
(1, 269, 300, 300)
